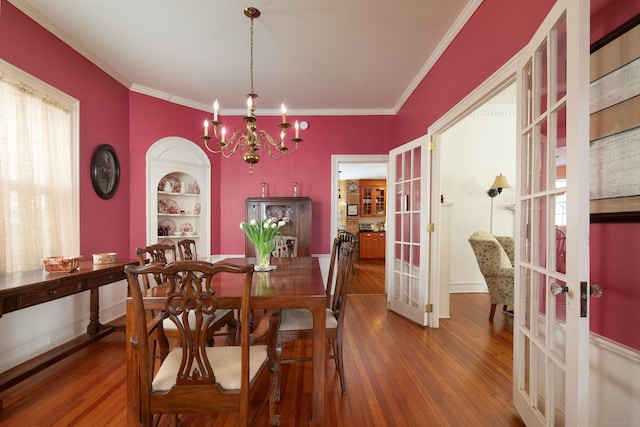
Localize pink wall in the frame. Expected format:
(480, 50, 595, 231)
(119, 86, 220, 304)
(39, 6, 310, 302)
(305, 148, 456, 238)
(590, 223, 640, 350)
(128, 93, 222, 256)
(214, 115, 395, 255)
(394, 0, 556, 145)
(128, 100, 395, 256)
(0, 3, 131, 258)
(2, 1, 639, 350)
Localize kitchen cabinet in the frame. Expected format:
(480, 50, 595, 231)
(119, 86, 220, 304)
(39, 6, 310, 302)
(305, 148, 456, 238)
(359, 180, 386, 217)
(245, 197, 312, 257)
(359, 232, 385, 258)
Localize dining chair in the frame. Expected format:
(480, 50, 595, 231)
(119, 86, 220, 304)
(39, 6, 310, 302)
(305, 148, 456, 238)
(176, 238, 198, 260)
(124, 261, 280, 426)
(337, 230, 357, 274)
(136, 244, 237, 345)
(274, 241, 354, 399)
(271, 235, 297, 258)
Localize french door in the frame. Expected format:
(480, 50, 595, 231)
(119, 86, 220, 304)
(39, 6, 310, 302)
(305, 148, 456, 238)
(386, 135, 432, 326)
(513, 0, 591, 425)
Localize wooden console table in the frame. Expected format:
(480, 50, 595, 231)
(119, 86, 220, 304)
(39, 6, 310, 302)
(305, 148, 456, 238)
(0, 259, 137, 412)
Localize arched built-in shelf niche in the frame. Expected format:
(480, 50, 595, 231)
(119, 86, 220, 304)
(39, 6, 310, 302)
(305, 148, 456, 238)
(146, 137, 211, 258)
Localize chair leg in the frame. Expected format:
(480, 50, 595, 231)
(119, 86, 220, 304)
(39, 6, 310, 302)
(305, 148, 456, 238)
(227, 318, 239, 345)
(274, 341, 283, 402)
(489, 303, 497, 322)
(333, 339, 346, 394)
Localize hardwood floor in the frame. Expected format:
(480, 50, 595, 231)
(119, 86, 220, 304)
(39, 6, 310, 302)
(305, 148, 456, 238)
(349, 258, 385, 294)
(0, 261, 524, 427)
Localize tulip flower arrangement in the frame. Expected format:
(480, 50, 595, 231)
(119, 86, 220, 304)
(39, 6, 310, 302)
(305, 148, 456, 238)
(240, 218, 285, 270)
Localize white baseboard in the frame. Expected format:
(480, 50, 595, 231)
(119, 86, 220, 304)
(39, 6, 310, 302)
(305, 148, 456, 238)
(450, 282, 488, 294)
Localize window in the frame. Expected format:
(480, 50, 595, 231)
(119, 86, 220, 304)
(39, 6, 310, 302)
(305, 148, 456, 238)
(0, 59, 79, 274)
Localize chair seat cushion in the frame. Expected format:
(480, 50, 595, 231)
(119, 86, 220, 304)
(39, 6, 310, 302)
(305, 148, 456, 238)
(152, 345, 268, 392)
(162, 308, 232, 331)
(278, 308, 337, 331)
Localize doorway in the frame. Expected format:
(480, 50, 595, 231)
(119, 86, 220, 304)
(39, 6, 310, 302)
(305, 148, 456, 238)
(331, 154, 388, 295)
(439, 82, 516, 314)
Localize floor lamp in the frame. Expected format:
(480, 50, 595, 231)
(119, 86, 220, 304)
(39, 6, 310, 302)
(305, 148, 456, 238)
(487, 174, 511, 234)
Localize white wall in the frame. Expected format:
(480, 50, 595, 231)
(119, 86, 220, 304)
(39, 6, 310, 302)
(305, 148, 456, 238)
(440, 102, 516, 293)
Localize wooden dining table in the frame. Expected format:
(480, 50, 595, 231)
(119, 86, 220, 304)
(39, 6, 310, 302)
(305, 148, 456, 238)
(125, 256, 327, 426)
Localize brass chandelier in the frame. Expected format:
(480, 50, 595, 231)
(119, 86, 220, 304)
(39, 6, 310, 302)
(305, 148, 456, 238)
(201, 7, 303, 173)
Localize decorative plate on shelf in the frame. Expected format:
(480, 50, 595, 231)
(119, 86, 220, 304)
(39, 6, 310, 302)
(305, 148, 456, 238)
(192, 181, 200, 194)
(181, 223, 193, 233)
(194, 202, 201, 215)
(159, 218, 177, 233)
(158, 199, 179, 214)
(158, 175, 181, 193)
(159, 238, 174, 246)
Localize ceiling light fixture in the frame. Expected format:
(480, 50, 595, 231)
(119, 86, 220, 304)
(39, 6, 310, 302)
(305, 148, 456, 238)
(201, 7, 303, 174)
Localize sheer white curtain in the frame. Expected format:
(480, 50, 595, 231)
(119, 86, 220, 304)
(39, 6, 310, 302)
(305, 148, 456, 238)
(0, 65, 78, 273)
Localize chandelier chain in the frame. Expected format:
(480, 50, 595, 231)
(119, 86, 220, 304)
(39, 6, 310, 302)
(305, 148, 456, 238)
(249, 16, 255, 95)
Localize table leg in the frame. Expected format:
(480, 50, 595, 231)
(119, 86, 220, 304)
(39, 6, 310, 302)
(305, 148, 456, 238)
(309, 302, 326, 426)
(87, 288, 100, 335)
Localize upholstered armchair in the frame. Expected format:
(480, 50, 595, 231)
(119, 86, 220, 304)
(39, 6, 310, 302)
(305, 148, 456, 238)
(468, 231, 514, 321)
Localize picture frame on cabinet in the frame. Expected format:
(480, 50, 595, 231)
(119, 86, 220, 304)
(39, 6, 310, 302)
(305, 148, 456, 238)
(347, 204, 358, 216)
(91, 144, 120, 200)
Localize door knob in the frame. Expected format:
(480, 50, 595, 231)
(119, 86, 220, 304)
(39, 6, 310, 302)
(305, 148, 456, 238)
(590, 283, 603, 298)
(580, 282, 604, 317)
(551, 282, 569, 296)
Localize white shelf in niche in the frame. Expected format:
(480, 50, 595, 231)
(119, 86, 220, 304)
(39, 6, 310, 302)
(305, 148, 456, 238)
(158, 191, 200, 197)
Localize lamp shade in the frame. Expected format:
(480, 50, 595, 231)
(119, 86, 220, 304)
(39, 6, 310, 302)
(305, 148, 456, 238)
(491, 174, 511, 190)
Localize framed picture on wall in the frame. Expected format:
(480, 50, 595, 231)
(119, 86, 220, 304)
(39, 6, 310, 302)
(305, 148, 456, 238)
(91, 144, 120, 199)
(347, 204, 358, 216)
(589, 15, 640, 222)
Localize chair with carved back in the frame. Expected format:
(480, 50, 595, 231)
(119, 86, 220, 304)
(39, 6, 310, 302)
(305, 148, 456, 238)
(274, 240, 354, 399)
(124, 261, 280, 426)
(135, 243, 177, 290)
(176, 239, 198, 261)
(271, 235, 297, 258)
(136, 244, 237, 345)
(337, 230, 357, 274)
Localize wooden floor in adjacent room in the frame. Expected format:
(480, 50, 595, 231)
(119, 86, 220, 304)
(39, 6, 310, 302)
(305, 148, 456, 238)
(0, 259, 524, 427)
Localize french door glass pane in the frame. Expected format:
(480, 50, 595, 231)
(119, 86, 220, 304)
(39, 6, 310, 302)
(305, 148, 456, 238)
(536, 119, 548, 193)
(412, 146, 421, 179)
(522, 266, 532, 330)
(532, 196, 548, 269)
(533, 344, 547, 418)
(533, 271, 547, 342)
(535, 38, 548, 117)
(552, 18, 567, 103)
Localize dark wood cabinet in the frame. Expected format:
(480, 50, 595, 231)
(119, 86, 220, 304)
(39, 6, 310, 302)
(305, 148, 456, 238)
(359, 180, 386, 217)
(245, 197, 312, 257)
(359, 232, 385, 258)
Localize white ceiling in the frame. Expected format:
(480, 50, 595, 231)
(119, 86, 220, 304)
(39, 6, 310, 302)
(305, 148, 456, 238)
(11, 0, 477, 115)
(339, 163, 388, 181)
